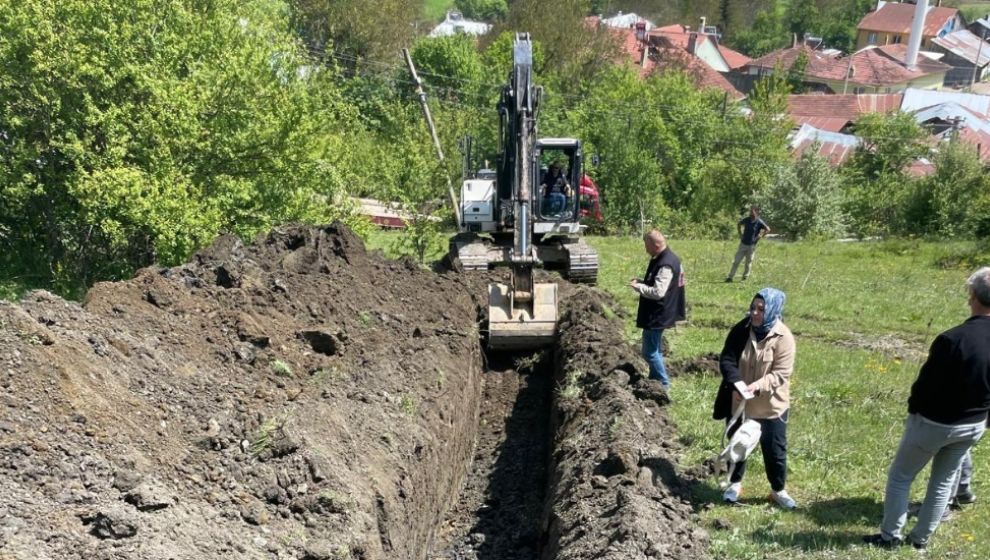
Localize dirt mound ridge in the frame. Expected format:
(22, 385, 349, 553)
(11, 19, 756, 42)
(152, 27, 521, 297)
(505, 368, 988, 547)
(0, 223, 708, 560)
(0, 224, 483, 559)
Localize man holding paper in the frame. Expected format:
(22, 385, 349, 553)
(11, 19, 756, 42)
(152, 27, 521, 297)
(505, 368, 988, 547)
(713, 288, 797, 509)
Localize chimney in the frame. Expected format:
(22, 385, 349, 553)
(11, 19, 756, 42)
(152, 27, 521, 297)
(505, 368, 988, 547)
(905, 0, 928, 70)
(687, 32, 698, 55)
(700, 16, 707, 33)
(635, 21, 647, 42)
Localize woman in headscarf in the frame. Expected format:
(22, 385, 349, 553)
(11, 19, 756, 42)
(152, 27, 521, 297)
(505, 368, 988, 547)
(714, 287, 797, 509)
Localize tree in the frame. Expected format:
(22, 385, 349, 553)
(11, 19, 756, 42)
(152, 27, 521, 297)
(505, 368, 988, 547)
(289, 0, 419, 65)
(785, 0, 820, 41)
(494, 0, 622, 88)
(757, 148, 846, 239)
(455, 0, 508, 21)
(922, 139, 990, 238)
(0, 0, 361, 294)
(842, 113, 929, 236)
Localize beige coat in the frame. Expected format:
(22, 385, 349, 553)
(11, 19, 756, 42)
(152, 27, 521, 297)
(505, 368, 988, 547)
(736, 321, 795, 419)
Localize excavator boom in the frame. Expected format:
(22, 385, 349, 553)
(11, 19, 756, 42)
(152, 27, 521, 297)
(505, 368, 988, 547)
(487, 34, 558, 350)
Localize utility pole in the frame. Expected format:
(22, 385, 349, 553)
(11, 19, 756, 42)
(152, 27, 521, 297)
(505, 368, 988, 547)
(402, 48, 461, 225)
(972, 28, 988, 89)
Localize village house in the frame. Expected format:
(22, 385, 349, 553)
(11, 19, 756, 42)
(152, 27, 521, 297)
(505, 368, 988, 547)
(429, 10, 491, 38)
(930, 29, 990, 87)
(855, 1, 963, 50)
(744, 43, 950, 94)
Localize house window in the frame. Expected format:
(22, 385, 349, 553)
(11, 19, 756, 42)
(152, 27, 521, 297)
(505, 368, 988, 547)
(893, 35, 902, 44)
(867, 32, 877, 45)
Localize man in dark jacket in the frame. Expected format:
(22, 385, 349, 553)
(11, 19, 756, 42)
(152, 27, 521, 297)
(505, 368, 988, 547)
(629, 230, 686, 388)
(864, 266, 990, 550)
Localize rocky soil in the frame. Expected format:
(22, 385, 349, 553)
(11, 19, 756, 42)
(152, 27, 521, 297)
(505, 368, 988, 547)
(0, 223, 707, 560)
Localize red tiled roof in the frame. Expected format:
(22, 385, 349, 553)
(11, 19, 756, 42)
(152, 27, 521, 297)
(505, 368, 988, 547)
(648, 47, 743, 99)
(648, 24, 711, 52)
(957, 127, 990, 161)
(787, 93, 903, 130)
(792, 136, 858, 166)
(750, 44, 950, 87)
(718, 44, 752, 69)
(747, 45, 842, 76)
(606, 23, 657, 77)
(857, 3, 959, 37)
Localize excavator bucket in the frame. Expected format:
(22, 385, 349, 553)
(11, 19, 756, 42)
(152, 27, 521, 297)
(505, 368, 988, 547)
(487, 282, 558, 350)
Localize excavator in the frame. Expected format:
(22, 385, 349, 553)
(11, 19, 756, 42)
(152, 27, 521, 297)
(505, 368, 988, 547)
(450, 34, 599, 350)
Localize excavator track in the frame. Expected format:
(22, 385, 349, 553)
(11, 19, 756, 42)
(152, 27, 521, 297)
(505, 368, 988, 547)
(449, 234, 510, 272)
(561, 238, 598, 284)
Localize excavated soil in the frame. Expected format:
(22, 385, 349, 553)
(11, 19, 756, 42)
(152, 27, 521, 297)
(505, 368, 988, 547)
(0, 223, 707, 560)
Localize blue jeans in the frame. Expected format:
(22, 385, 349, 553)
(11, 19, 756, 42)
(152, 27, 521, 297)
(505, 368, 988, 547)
(544, 193, 566, 214)
(642, 328, 669, 387)
(880, 414, 985, 546)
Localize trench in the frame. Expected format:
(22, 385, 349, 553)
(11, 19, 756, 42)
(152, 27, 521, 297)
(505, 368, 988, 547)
(427, 350, 554, 560)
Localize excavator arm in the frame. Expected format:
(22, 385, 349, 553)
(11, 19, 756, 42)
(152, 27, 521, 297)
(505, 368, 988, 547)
(487, 34, 558, 350)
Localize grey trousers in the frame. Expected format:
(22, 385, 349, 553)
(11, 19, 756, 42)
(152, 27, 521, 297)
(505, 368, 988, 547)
(880, 414, 985, 546)
(951, 449, 974, 496)
(727, 243, 756, 279)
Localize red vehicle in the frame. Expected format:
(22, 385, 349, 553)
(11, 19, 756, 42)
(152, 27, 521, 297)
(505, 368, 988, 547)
(578, 174, 603, 221)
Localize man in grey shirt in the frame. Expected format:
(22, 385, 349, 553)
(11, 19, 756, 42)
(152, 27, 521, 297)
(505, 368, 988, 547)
(725, 205, 770, 283)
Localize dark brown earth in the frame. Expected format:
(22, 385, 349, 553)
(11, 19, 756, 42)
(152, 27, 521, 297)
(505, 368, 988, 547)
(0, 223, 707, 560)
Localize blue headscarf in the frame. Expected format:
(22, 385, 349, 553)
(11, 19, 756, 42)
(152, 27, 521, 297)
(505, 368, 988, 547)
(749, 287, 786, 340)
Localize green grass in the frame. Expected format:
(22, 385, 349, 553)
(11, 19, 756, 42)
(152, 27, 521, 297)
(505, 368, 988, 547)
(588, 235, 990, 560)
(955, 2, 990, 22)
(423, 0, 456, 21)
(366, 229, 990, 558)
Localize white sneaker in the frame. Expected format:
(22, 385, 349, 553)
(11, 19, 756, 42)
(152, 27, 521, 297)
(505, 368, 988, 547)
(770, 489, 797, 510)
(722, 482, 742, 503)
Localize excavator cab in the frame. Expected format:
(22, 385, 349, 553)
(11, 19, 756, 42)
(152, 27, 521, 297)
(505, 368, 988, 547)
(535, 142, 581, 222)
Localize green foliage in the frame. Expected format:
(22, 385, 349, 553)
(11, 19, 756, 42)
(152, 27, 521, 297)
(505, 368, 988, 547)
(289, 0, 418, 61)
(756, 149, 846, 239)
(0, 0, 361, 295)
(497, 0, 621, 88)
(590, 234, 989, 560)
(454, 0, 507, 21)
(841, 112, 929, 236)
(919, 138, 990, 238)
(271, 359, 293, 377)
(411, 34, 486, 99)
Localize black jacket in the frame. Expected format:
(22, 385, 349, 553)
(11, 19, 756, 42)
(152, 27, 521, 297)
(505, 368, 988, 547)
(908, 315, 990, 425)
(635, 247, 686, 330)
(713, 317, 749, 420)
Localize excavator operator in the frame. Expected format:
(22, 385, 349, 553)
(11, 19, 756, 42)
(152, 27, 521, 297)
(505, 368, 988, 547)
(540, 159, 572, 215)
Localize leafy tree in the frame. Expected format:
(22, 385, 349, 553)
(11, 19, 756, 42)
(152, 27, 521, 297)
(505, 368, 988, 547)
(756, 148, 846, 239)
(922, 139, 990, 238)
(841, 112, 929, 236)
(0, 0, 360, 294)
(786, 50, 810, 93)
(411, 34, 487, 100)
(785, 0, 820, 41)
(724, 1, 789, 57)
(455, 0, 508, 21)
(289, 0, 419, 64)
(495, 0, 622, 88)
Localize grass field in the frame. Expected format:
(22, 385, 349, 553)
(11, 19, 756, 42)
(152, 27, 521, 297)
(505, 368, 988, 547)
(423, 0, 455, 21)
(592, 236, 989, 560)
(366, 230, 990, 559)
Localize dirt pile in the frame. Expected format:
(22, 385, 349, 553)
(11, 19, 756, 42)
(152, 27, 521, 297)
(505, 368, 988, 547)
(0, 223, 708, 560)
(0, 224, 483, 560)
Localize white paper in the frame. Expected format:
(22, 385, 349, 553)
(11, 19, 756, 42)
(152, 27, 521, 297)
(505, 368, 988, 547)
(734, 381, 755, 400)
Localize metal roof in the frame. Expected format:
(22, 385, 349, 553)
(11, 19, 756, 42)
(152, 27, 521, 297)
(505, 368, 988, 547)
(932, 29, 990, 66)
(912, 102, 990, 135)
(789, 124, 861, 166)
(602, 12, 654, 30)
(901, 87, 990, 115)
